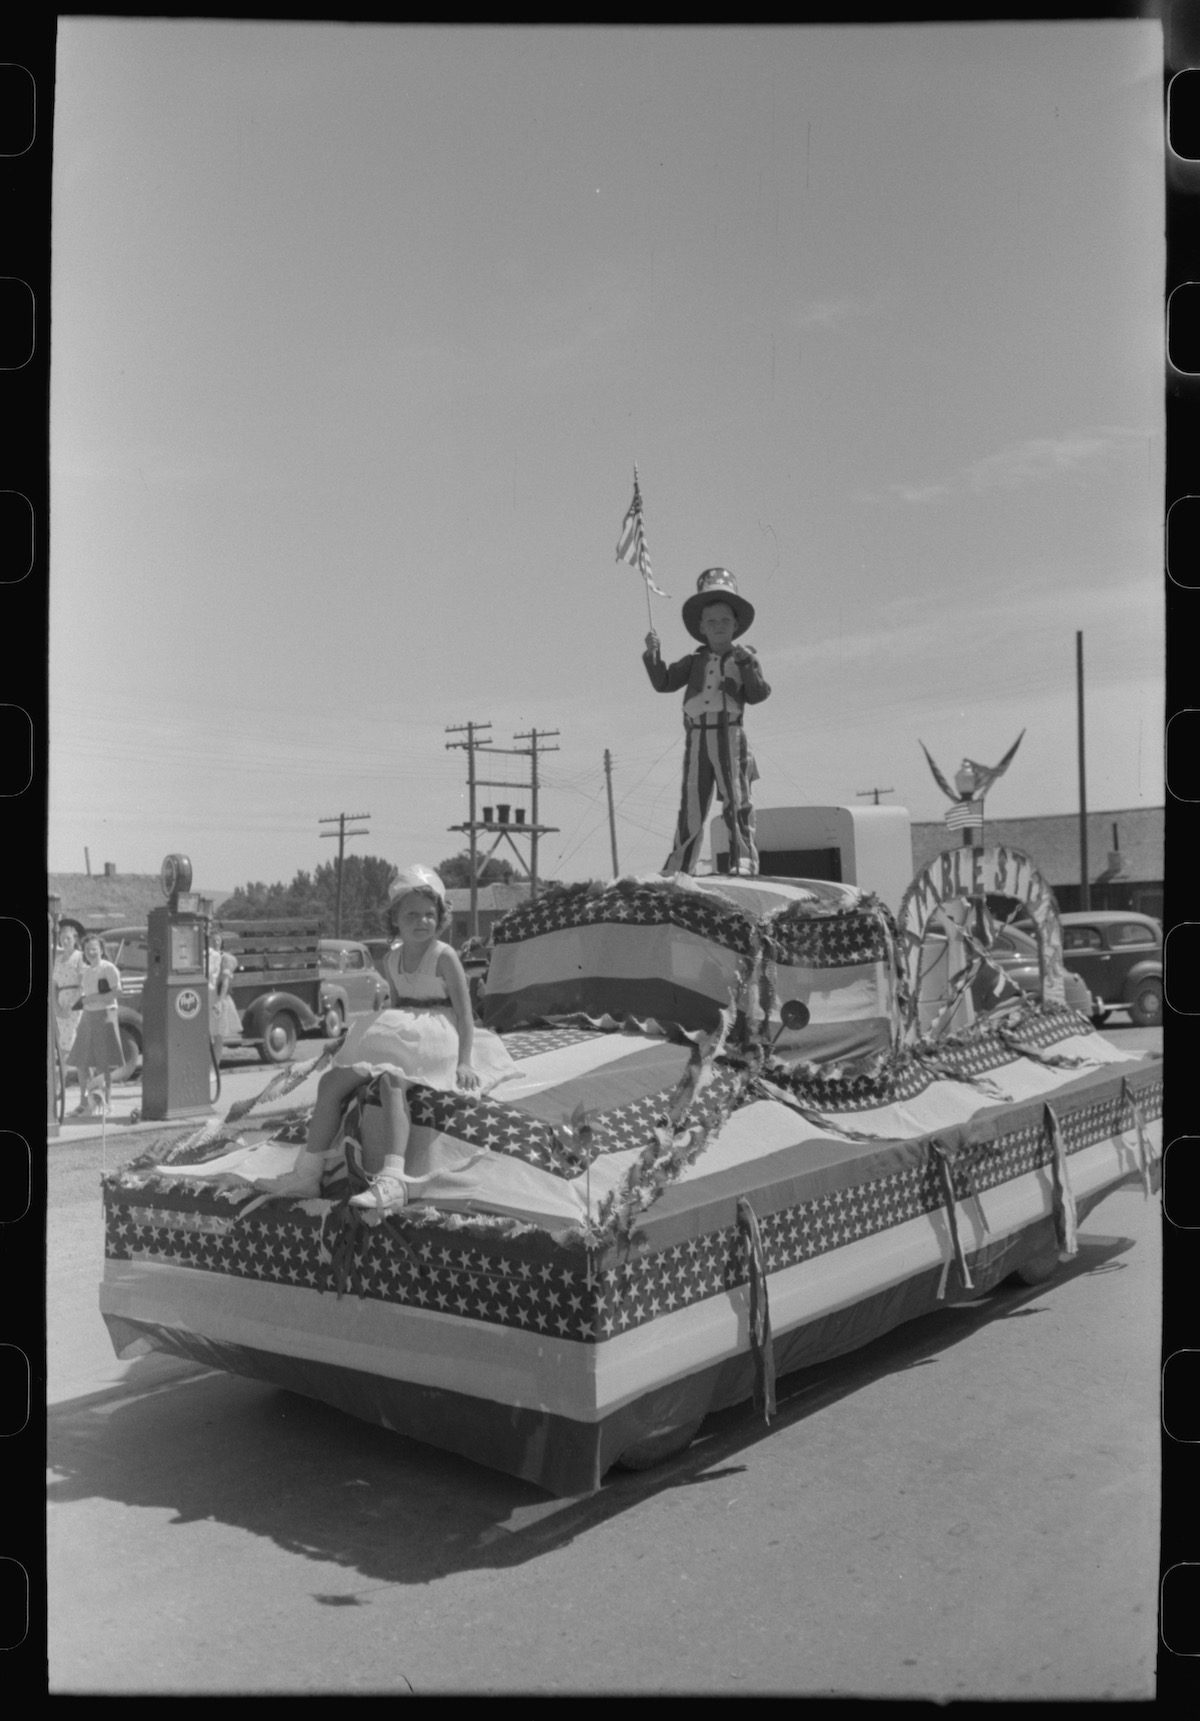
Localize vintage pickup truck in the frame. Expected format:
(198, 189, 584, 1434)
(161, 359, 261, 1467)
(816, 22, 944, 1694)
(98, 842, 1162, 1497)
(93, 921, 388, 1072)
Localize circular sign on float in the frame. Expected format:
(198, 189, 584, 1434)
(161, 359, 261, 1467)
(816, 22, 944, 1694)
(174, 987, 203, 1021)
(895, 844, 1068, 1040)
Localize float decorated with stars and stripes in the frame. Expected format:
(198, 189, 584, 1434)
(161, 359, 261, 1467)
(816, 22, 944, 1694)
(99, 865, 1162, 1496)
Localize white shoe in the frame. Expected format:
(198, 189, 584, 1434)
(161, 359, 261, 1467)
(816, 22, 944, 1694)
(348, 1173, 408, 1214)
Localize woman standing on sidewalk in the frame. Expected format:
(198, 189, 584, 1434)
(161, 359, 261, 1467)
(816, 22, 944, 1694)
(66, 933, 124, 1115)
(207, 926, 242, 1067)
(53, 924, 86, 1062)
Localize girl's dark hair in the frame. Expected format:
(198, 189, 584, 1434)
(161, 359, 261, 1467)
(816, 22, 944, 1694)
(387, 885, 450, 935)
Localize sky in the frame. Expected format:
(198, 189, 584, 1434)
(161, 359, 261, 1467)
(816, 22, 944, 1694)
(48, 18, 1165, 896)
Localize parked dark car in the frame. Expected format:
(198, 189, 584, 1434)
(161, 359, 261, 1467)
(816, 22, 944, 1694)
(1059, 911, 1163, 1027)
(970, 924, 1095, 1018)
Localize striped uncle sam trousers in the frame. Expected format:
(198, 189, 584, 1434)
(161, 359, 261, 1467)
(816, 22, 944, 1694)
(663, 714, 760, 875)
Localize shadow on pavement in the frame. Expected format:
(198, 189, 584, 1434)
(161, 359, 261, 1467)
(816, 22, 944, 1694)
(47, 1227, 1137, 1594)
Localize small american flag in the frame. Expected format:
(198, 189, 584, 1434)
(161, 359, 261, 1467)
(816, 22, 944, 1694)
(616, 468, 669, 597)
(945, 800, 984, 830)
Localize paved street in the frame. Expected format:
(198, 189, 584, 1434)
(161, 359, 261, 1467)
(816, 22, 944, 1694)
(46, 1025, 1163, 1696)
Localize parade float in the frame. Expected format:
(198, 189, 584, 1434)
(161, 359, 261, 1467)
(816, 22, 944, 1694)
(98, 831, 1162, 1497)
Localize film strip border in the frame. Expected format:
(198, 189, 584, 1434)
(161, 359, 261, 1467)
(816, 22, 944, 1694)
(1163, 6, 1199, 1682)
(7, 19, 52, 1682)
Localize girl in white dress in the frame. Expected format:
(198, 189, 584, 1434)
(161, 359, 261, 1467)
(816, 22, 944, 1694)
(207, 927, 242, 1062)
(256, 864, 514, 1211)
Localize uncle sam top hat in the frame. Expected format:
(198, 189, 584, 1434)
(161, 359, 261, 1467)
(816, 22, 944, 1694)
(681, 568, 755, 642)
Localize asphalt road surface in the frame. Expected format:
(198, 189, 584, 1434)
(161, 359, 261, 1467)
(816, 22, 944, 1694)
(46, 1025, 1164, 1697)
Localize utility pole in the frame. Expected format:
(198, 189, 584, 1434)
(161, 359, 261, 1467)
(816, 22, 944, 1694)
(447, 722, 559, 937)
(1076, 630, 1090, 911)
(514, 728, 560, 897)
(604, 749, 620, 876)
(318, 811, 370, 936)
(445, 722, 492, 937)
(856, 787, 893, 806)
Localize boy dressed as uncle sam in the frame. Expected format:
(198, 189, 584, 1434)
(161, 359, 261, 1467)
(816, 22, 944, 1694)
(643, 568, 771, 876)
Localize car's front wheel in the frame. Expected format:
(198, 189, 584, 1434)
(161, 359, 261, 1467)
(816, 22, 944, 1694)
(258, 1010, 299, 1064)
(323, 1002, 345, 1039)
(1128, 978, 1163, 1028)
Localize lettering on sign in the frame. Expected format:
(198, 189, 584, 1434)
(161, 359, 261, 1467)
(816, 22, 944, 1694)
(896, 844, 1067, 1033)
(174, 987, 203, 1021)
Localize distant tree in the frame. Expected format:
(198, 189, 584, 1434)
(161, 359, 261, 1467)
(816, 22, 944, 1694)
(435, 850, 519, 890)
(216, 878, 321, 923)
(217, 855, 398, 938)
(312, 853, 397, 938)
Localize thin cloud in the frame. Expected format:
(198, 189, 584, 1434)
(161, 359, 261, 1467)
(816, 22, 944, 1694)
(964, 430, 1137, 493)
(868, 425, 1150, 506)
(790, 295, 879, 332)
(883, 481, 952, 504)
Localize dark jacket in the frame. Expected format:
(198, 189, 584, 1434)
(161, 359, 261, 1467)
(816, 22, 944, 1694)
(642, 644, 771, 710)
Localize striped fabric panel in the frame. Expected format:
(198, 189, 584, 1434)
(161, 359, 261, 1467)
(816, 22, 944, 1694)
(482, 918, 750, 1033)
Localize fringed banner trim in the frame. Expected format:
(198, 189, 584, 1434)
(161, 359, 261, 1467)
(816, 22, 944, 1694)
(1121, 1076, 1155, 1200)
(590, 1008, 744, 1246)
(223, 1044, 337, 1125)
(1043, 1101, 1078, 1257)
(736, 1196, 776, 1424)
(748, 1074, 897, 1143)
(930, 1139, 974, 1298)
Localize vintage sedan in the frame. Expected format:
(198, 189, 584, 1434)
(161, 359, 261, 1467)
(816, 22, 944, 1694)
(971, 924, 1095, 1018)
(316, 938, 390, 1037)
(1059, 910, 1163, 1027)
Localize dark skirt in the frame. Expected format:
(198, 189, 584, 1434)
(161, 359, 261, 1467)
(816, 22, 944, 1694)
(68, 1008, 126, 1073)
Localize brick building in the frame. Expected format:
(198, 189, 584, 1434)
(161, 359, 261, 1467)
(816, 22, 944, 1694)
(910, 806, 1163, 919)
(446, 882, 532, 945)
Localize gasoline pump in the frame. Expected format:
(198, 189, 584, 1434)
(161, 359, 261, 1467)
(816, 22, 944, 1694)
(141, 853, 213, 1120)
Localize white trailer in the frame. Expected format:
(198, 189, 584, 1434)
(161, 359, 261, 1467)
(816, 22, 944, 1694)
(710, 803, 914, 913)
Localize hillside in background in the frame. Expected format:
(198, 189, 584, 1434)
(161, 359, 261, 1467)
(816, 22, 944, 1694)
(49, 873, 234, 929)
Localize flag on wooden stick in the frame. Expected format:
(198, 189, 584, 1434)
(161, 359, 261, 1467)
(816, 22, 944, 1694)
(616, 467, 670, 598)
